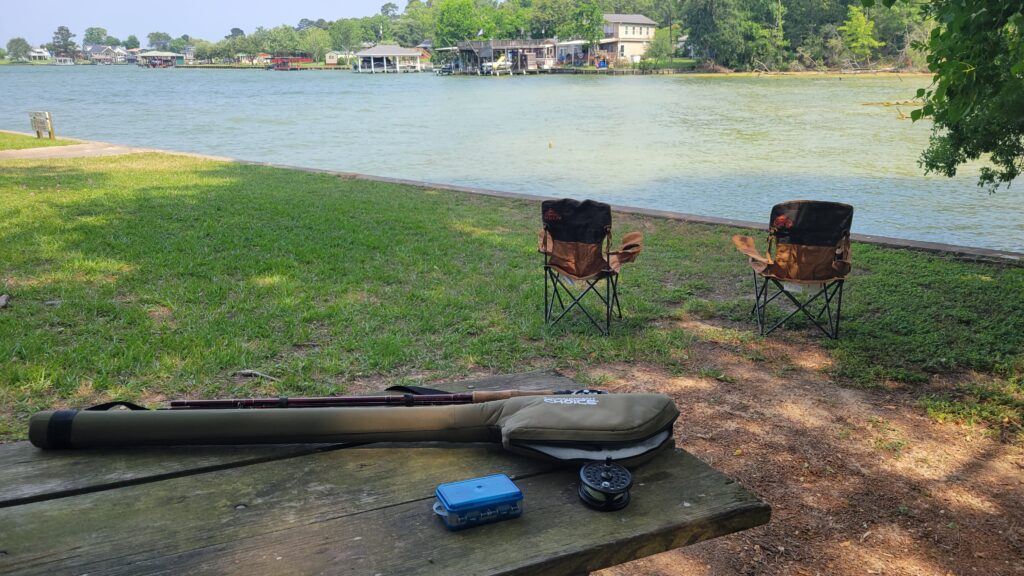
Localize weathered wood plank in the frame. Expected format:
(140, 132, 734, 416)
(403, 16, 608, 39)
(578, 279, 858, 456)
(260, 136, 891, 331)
(0, 445, 557, 575)
(0, 446, 769, 576)
(0, 443, 343, 508)
(0, 372, 573, 507)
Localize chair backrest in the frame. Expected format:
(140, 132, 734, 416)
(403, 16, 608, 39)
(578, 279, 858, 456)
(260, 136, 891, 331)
(541, 199, 612, 279)
(542, 199, 612, 246)
(769, 201, 853, 247)
(767, 200, 854, 281)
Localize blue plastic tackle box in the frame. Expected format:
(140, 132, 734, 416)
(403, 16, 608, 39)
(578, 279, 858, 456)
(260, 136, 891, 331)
(432, 474, 523, 531)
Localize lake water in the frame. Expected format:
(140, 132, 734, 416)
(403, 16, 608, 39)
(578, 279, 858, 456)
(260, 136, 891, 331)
(2, 66, 1021, 251)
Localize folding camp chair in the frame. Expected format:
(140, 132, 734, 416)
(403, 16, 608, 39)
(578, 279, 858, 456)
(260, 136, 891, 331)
(733, 200, 854, 339)
(539, 199, 643, 335)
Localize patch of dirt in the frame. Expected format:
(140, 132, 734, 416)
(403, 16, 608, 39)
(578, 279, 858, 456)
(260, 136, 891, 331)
(146, 305, 175, 326)
(590, 316, 1024, 576)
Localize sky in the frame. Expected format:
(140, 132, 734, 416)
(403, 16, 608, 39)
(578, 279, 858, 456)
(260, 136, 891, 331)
(1, 0, 387, 47)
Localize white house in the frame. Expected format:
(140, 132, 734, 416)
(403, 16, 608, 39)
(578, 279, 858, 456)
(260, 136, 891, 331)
(598, 14, 657, 63)
(28, 47, 51, 60)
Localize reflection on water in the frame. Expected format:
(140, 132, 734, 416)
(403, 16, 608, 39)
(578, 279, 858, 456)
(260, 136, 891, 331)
(1, 66, 1020, 251)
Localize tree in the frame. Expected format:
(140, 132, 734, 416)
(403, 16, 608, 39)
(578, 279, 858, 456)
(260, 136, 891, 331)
(368, 13, 396, 42)
(837, 5, 884, 65)
(147, 32, 172, 50)
(6, 37, 31, 61)
(556, 0, 603, 47)
(104, 36, 121, 46)
(300, 27, 332, 61)
(0, 48, 6, 60)
(645, 27, 676, 60)
(226, 28, 245, 39)
(683, 0, 747, 67)
(492, 1, 531, 39)
(530, 0, 573, 38)
(124, 35, 140, 49)
(653, 0, 685, 45)
(868, 0, 1023, 188)
(83, 27, 108, 46)
(434, 0, 486, 47)
(192, 39, 218, 60)
(169, 35, 192, 54)
(381, 2, 400, 18)
(682, 0, 789, 70)
(330, 19, 367, 51)
(265, 25, 300, 54)
(395, 3, 434, 46)
(51, 26, 77, 57)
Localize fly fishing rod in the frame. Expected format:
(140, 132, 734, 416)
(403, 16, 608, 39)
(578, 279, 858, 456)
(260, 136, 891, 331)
(168, 389, 606, 410)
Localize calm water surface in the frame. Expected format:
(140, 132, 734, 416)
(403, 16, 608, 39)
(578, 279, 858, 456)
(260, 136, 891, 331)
(2, 66, 1021, 251)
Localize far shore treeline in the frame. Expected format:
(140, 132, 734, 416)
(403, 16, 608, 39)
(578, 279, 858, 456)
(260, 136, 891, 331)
(2, 0, 931, 71)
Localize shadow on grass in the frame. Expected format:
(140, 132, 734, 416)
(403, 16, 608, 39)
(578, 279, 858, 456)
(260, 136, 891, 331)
(0, 153, 1021, 440)
(1, 153, 1022, 574)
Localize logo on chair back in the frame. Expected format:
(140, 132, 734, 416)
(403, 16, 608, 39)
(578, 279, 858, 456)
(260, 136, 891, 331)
(543, 208, 562, 223)
(544, 397, 598, 406)
(771, 214, 794, 231)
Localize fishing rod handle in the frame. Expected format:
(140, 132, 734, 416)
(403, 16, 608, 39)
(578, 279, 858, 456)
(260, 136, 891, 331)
(470, 390, 554, 402)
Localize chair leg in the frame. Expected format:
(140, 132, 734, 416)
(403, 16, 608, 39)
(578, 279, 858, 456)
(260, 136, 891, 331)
(548, 275, 606, 333)
(548, 268, 566, 314)
(544, 272, 620, 336)
(768, 280, 842, 338)
(752, 272, 769, 335)
(833, 280, 845, 339)
(605, 275, 612, 335)
(543, 263, 549, 322)
(611, 274, 622, 319)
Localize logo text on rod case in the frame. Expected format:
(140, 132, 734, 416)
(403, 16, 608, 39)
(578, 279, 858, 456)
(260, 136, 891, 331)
(543, 397, 599, 405)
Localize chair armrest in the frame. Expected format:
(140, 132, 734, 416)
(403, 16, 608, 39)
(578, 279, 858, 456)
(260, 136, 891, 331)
(608, 231, 643, 266)
(732, 235, 771, 264)
(609, 231, 643, 255)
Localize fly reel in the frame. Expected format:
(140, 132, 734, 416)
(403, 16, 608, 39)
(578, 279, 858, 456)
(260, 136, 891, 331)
(578, 458, 633, 511)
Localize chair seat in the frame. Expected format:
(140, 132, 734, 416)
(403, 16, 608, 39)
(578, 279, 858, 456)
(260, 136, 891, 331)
(546, 263, 615, 283)
(752, 264, 847, 285)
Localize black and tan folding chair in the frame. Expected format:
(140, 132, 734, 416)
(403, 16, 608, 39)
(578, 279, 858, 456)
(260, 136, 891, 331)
(539, 199, 643, 335)
(733, 200, 854, 339)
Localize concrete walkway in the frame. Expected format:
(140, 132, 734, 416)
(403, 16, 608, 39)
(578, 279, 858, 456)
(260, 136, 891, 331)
(0, 141, 147, 161)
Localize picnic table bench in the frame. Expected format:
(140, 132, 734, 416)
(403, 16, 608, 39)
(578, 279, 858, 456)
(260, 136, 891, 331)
(0, 372, 770, 575)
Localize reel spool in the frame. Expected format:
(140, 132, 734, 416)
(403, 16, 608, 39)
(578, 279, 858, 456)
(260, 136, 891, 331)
(578, 458, 633, 511)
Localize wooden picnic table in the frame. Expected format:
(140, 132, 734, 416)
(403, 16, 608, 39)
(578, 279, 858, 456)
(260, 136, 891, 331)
(0, 372, 770, 575)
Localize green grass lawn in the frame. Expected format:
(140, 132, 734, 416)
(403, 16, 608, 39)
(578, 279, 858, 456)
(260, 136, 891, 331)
(0, 153, 1021, 440)
(0, 131, 75, 151)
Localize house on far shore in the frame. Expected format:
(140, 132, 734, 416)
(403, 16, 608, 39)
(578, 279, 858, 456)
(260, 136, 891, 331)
(354, 45, 424, 73)
(599, 14, 657, 63)
(28, 47, 51, 60)
(84, 44, 119, 64)
(325, 51, 343, 65)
